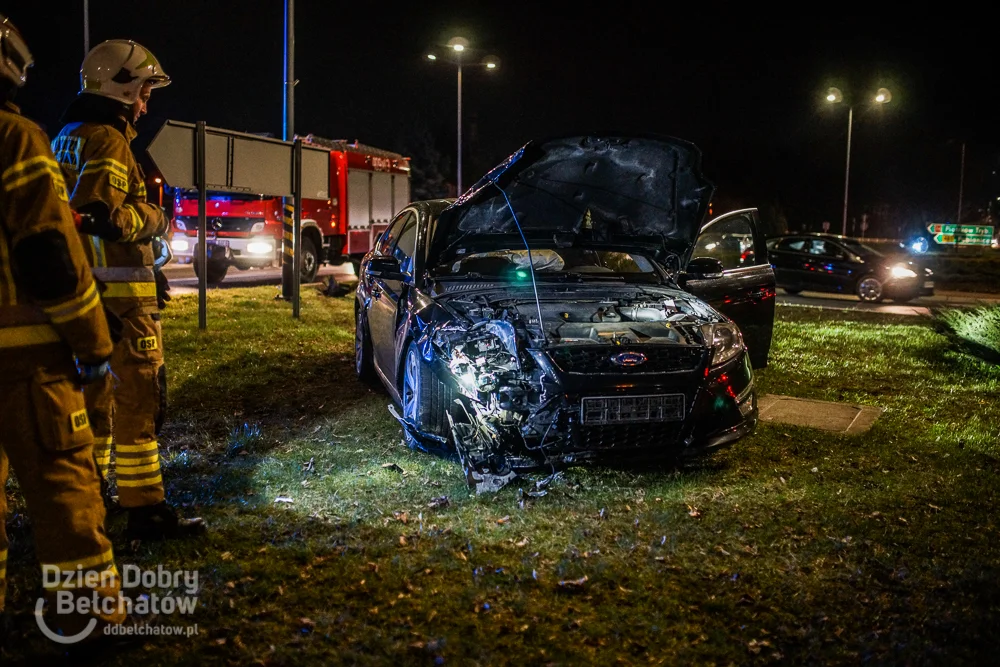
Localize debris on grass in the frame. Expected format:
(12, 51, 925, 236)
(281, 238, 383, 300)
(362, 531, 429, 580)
(427, 496, 450, 509)
(558, 575, 589, 590)
(382, 462, 405, 474)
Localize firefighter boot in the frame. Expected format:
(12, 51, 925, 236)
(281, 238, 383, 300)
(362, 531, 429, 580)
(126, 502, 206, 541)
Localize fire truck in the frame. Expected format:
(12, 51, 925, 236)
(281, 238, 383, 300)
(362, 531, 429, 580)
(169, 135, 411, 284)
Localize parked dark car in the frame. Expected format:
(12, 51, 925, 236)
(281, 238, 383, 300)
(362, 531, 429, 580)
(355, 135, 776, 491)
(766, 233, 934, 302)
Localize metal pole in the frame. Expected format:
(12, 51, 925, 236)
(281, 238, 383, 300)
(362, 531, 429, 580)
(292, 138, 302, 318)
(957, 141, 966, 225)
(841, 105, 853, 237)
(196, 121, 207, 331)
(456, 63, 462, 196)
(83, 0, 90, 55)
(281, 0, 295, 299)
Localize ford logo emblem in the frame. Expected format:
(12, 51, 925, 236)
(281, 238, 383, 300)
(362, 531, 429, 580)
(610, 351, 647, 367)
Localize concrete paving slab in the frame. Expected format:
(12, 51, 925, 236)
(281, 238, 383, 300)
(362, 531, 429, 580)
(758, 394, 883, 434)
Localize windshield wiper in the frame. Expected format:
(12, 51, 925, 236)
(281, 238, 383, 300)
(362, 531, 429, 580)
(540, 272, 627, 282)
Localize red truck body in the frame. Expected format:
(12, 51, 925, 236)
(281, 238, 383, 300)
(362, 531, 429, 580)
(169, 136, 410, 281)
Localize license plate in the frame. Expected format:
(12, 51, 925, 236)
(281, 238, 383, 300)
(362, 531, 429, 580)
(209, 239, 230, 247)
(923, 280, 934, 288)
(581, 394, 685, 425)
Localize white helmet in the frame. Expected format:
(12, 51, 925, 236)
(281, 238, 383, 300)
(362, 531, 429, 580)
(80, 39, 169, 104)
(0, 14, 33, 87)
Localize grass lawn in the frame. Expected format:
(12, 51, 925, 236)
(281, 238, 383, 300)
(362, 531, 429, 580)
(3, 287, 1000, 665)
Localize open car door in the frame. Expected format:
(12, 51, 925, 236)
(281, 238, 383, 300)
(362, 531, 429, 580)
(682, 208, 776, 368)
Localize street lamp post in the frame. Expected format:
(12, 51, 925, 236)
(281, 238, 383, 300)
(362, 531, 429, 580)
(427, 38, 499, 197)
(825, 87, 891, 237)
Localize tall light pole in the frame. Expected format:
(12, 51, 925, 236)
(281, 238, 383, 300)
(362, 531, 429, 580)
(825, 86, 891, 236)
(427, 38, 499, 197)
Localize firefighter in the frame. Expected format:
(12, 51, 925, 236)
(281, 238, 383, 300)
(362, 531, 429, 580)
(52, 39, 204, 540)
(0, 14, 125, 633)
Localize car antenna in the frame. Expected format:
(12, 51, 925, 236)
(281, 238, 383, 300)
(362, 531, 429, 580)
(491, 182, 546, 343)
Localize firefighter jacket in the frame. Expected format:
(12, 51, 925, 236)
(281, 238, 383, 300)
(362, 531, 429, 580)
(0, 101, 113, 380)
(52, 96, 167, 317)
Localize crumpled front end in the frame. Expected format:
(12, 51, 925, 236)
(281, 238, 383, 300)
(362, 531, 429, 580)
(404, 286, 756, 492)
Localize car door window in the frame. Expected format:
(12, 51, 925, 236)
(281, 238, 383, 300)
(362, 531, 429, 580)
(374, 213, 408, 256)
(390, 213, 418, 275)
(778, 238, 807, 252)
(692, 215, 765, 270)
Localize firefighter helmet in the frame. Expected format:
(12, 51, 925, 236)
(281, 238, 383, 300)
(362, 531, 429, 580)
(0, 14, 33, 87)
(80, 39, 170, 104)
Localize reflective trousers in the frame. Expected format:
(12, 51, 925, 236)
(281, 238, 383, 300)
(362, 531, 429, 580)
(86, 311, 166, 508)
(0, 370, 124, 630)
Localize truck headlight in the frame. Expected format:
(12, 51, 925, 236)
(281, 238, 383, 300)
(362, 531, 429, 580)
(170, 239, 189, 252)
(250, 222, 265, 233)
(890, 265, 917, 279)
(702, 323, 744, 367)
(247, 241, 274, 255)
(174, 220, 186, 231)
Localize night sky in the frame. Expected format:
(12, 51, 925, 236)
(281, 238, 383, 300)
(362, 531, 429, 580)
(10, 3, 1000, 237)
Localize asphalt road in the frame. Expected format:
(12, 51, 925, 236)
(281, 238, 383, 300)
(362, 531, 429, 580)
(162, 262, 999, 316)
(161, 261, 357, 294)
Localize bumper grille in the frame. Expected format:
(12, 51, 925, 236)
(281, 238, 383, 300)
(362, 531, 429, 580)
(576, 422, 685, 451)
(548, 345, 704, 373)
(178, 216, 263, 233)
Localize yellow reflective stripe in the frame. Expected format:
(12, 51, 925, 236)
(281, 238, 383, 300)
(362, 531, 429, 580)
(135, 183, 147, 198)
(116, 441, 159, 454)
(80, 157, 129, 178)
(90, 235, 107, 268)
(42, 280, 100, 324)
(121, 204, 143, 241)
(1, 155, 65, 193)
(101, 282, 157, 298)
(43, 548, 114, 574)
(115, 461, 160, 475)
(116, 453, 159, 466)
(0, 323, 60, 348)
(117, 474, 162, 488)
(93, 436, 113, 446)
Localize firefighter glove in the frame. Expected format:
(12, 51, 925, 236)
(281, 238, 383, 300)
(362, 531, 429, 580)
(76, 358, 110, 384)
(74, 200, 117, 239)
(155, 269, 171, 309)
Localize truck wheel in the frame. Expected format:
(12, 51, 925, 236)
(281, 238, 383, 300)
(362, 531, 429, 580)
(300, 236, 319, 283)
(193, 256, 229, 284)
(401, 341, 455, 449)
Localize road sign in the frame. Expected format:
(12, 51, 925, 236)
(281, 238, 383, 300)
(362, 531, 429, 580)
(147, 120, 331, 329)
(927, 223, 994, 237)
(147, 120, 329, 197)
(933, 233, 992, 246)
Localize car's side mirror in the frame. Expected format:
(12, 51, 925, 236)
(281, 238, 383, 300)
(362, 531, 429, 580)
(366, 256, 407, 281)
(683, 257, 725, 279)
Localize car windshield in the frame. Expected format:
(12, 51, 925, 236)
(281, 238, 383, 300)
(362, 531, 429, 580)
(838, 238, 883, 256)
(433, 248, 662, 282)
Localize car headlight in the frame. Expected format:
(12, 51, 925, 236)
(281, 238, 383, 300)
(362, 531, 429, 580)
(250, 221, 266, 233)
(170, 238, 189, 252)
(890, 265, 918, 279)
(702, 323, 744, 366)
(174, 219, 186, 231)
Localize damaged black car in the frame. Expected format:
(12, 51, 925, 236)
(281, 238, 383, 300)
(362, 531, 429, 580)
(355, 135, 776, 492)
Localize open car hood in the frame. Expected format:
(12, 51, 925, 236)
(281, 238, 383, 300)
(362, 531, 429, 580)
(431, 135, 715, 265)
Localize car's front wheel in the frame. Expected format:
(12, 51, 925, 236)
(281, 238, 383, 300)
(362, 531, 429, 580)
(401, 341, 455, 448)
(856, 275, 884, 302)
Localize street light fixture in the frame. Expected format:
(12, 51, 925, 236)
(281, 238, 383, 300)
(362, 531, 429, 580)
(426, 37, 499, 195)
(825, 86, 891, 236)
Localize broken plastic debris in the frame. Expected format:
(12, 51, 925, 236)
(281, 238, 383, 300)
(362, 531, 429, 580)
(381, 462, 405, 474)
(557, 575, 589, 589)
(274, 497, 294, 504)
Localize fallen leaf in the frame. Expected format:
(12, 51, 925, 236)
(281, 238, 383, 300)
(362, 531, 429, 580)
(497, 515, 511, 525)
(221, 551, 233, 561)
(687, 505, 701, 518)
(456, 551, 467, 561)
(515, 537, 529, 547)
(558, 575, 589, 589)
